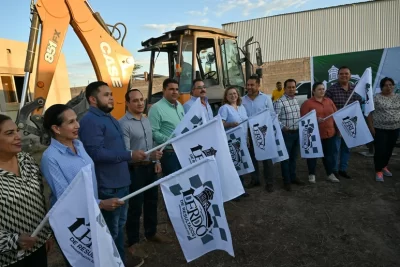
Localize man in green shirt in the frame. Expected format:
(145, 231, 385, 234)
(148, 78, 184, 176)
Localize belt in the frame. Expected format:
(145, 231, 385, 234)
(286, 129, 298, 133)
(130, 161, 153, 168)
(163, 149, 175, 153)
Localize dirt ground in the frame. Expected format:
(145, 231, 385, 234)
(44, 146, 400, 267)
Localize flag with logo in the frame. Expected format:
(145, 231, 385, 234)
(171, 116, 245, 202)
(333, 101, 374, 148)
(271, 115, 289, 164)
(173, 97, 208, 136)
(160, 157, 234, 262)
(354, 67, 375, 116)
(226, 125, 255, 176)
(298, 109, 324, 158)
(248, 110, 278, 160)
(48, 165, 123, 267)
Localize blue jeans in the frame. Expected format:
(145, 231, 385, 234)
(281, 131, 299, 184)
(306, 136, 336, 176)
(333, 136, 350, 172)
(98, 186, 129, 263)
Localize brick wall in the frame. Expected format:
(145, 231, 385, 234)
(257, 57, 311, 93)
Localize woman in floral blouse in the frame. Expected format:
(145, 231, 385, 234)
(367, 77, 400, 182)
(0, 114, 52, 266)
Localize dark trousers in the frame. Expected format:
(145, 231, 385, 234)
(8, 245, 47, 267)
(160, 151, 181, 176)
(374, 128, 399, 172)
(126, 164, 158, 246)
(248, 139, 274, 185)
(281, 131, 299, 184)
(306, 136, 336, 176)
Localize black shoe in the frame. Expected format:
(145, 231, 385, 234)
(333, 171, 339, 177)
(292, 179, 305, 186)
(339, 171, 351, 179)
(241, 192, 250, 197)
(265, 184, 274, 192)
(284, 183, 292, 191)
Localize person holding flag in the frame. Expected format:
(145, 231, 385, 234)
(367, 77, 400, 182)
(300, 82, 340, 183)
(183, 79, 214, 120)
(242, 75, 276, 192)
(218, 86, 250, 199)
(325, 66, 362, 179)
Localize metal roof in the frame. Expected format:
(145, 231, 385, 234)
(222, 0, 400, 63)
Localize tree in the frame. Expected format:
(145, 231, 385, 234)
(132, 64, 142, 75)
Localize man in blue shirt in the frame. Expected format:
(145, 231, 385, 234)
(183, 79, 214, 120)
(79, 81, 148, 265)
(242, 75, 276, 192)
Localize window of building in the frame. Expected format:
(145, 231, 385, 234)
(1, 76, 17, 103)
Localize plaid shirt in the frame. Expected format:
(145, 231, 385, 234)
(325, 82, 362, 110)
(274, 94, 301, 130)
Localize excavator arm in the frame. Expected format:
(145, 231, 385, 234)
(16, 0, 134, 146)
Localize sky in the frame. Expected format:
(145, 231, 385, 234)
(0, 0, 369, 87)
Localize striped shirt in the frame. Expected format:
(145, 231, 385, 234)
(274, 94, 301, 130)
(0, 152, 52, 266)
(40, 138, 99, 207)
(148, 97, 184, 148)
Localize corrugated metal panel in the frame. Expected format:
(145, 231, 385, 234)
(222, 0, 400, 63)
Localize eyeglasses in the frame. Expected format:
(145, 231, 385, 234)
(194, 86, 207, 90)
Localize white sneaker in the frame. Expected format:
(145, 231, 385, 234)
(308, 174, 316, 183)
(327, 173, 340, 183)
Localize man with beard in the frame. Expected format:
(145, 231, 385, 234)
(79, 81, 148, 266)
(183, 79, 214, 120)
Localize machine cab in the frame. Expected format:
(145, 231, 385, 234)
(138, 25, 245, 113)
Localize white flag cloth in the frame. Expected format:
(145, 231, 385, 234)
(160, 157, 234, 262)
(48, 165, 124, 267)
(298, 109, 324, 158)
(173, 97, 207, 136)
(333, 101, 374, 148)
(248, 110, 278, 160)
(171, 116, 245, 202)
(226, 125, 255, 176)
(271, 115, 289, 164)
(354, 67, 375, 116)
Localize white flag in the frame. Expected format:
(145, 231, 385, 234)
(160, 157, 234, 262)
(248, 110, 278, 160)
(299, 109, 324, 158)
(271, 115, 289, 164)
(49, 165, 124, 267)
(226, 125, 255, 176)
(333, 101, 374, 148)
(171, 116, 245, 202)
(174, 97, 207, 136)
(354, 67, 375, 116)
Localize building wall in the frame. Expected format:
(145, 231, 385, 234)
(223, 0, 400, 63)
(258, 57, 311, 93)
(0, 38, 71, 120)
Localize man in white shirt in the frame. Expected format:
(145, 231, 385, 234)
(183, 79, 214, 120)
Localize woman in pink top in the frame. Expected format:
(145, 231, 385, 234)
(300, 82, 340, 183)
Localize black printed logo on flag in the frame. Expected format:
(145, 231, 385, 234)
(189, 144, 217, 163)
(301, 119, 318, 154)
(168, 175, 228, 244)
(342, 116, 357, 138)
(181, 115, 204, 134)
(227, 132, 249, 171)
(252, 123, 267, 150)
